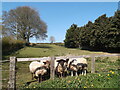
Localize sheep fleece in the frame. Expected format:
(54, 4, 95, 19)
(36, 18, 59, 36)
(29, 61, 44, 73)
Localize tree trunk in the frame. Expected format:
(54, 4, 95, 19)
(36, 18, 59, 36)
(26, 36, 29, 44)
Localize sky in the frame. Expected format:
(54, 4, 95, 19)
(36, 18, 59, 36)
(1, 0, 120, 2)
(2, 2, 119, 43)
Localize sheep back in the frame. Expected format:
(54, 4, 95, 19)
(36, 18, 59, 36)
(29, 61, 44, 73)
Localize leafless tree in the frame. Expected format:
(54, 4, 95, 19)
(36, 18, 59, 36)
(50, 36, 55, 43)
(2, 6, 47, 43)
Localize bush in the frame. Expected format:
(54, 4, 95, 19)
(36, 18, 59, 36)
(53, 43, 64, 46)
(2, 37, 25, 55)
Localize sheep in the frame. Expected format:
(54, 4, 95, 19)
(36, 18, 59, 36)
(66, 59, 78, 76)
(29, 61, 44, 80)
(66, 57, 88, 76)
(55, 59, 68, 77)
(29, 60, 50, 82)
(75, 58, 88, 75)
(34, 66, 48, 82)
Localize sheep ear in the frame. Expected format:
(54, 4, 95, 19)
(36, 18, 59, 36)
(66, 59, 69, 62)
(43, 62, 46, 64)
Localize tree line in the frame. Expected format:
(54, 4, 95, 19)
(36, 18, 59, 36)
(64, 10, 120, 52)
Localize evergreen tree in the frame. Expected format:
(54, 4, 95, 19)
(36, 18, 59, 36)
(64, 24, 79, 48)
(64, 10, 120, 52)
(80, 21, 94, 48)
(90, 14, 110, 49)
(106, 10, 120, 49)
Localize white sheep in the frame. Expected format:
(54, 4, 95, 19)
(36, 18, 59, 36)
(29, 60, 50, 82)
(29, 61, 44, 79)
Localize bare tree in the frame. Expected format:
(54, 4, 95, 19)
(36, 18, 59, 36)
(2, 6, 47, 43)
(50, 36, 55, 43)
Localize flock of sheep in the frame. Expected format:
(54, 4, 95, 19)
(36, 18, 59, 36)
(29, 57, 88, 82)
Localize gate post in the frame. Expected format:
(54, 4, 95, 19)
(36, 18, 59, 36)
(8, 57, 17, 90)
(50, 56, 55, 80)
(91, 55, 95, 73)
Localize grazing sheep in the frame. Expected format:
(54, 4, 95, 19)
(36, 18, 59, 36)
(66, 57, 88, 76)
(55, 59, 68, 77)
(29, 60, 50, 82)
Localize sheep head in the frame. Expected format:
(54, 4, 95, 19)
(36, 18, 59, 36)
(43, 60, 50, 69)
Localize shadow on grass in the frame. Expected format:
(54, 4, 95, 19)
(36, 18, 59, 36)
(81, 46, 120, 53)
(25, 80, 38, 86)
(2, 47, 24, 60)
(31, 45, 52, 49)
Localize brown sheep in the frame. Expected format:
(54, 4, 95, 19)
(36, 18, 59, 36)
(55, 59, 67, 77)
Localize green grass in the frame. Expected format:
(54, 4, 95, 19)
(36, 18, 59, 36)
(4, 44, 114, 59)
(2, 44, 119, 88)
(20, 72, 119, 89)
(2, 57, 119, 89)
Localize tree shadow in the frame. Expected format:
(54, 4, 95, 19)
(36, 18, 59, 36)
(81, 46, 120, 53)
(30, 45, 52, 49)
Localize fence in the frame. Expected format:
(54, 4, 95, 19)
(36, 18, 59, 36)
(7, 54, 119, 89)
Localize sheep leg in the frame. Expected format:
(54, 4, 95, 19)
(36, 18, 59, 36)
(75, 72, 78, 76)
(84, 70, 86, 76)
(38, 75, 42, 83)
(38, 75, 40, 82)
(31, 73, 34, 80)
(58, 73, 61, 78)
(82, 70, 84, 75)
(71, 71, 73, 76)
(40, 75, 42, 82)
(63, 72, 64, 77)
(60, 73, 62, 78)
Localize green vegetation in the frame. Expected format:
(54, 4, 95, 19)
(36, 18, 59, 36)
(64, 10, 120, 52)
(3, 44, 111, 59)
(2, 36, 25, 56)
(2, 44, 119, 89)
(2, 55, 119, 88)
(21, 72, 119, 88)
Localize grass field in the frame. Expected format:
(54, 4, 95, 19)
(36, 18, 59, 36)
(2, 44, 119, 88)
(3, 44, 115, 59)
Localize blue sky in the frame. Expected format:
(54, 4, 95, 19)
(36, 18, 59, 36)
(2, 2, 118, 43)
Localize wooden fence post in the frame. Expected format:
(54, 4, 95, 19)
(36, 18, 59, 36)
(91, 55, 95, 73)
(50, 56, 55, 80)
(8, 57, 17, 90)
